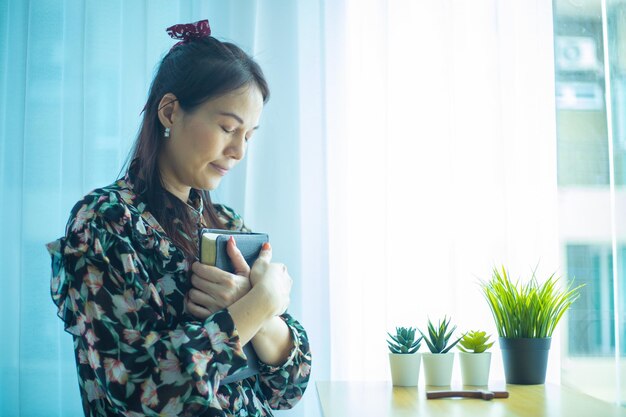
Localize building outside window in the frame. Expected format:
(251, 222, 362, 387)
(554, 0, 626, 405)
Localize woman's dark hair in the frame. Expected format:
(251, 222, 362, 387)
(125, 36, 270, 261)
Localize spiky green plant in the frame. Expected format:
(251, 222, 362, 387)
(387, 326, 422, 354)
(419, 316, 462, 354)
(457, 330, 494, 353)
(481, 265, 584, 338)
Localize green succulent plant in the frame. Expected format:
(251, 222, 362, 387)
(387, 326, 423, 354)
(481, 265, 584, 338)
(419, 316, 462, 354)
(457, 330, 494, 353)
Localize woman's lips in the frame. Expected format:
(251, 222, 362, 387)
(210, 163, 229, 176)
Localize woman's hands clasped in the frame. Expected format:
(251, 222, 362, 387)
(186, 236, 251, 318)
(185, 237, 292, 320)
(248, 242, 292, 317)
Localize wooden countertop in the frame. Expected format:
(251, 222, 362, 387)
(316, 381, 626, 417)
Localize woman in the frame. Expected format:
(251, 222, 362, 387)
(46, 19, 311, 417)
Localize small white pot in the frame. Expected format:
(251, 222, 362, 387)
(459, 351, 491, 386)
(422, 352, 454, 386)
(388, 352, 421, 386)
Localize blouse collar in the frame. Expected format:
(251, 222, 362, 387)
(122, 159, 206, 228)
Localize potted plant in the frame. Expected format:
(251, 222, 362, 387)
(457, 330, 494, 386)
(481, 266, 584, 384)
(387, 326, 423, 386)
(419, 316, 462, 386)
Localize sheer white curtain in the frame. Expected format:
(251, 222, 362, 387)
(323, 0, 561, 383)
(1, 0, 561, 416)
(0, 1, 327, 416)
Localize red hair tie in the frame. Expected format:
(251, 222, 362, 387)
(166, 19, 211, 51)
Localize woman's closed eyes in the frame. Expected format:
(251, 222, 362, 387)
(221, 125, 255, 142)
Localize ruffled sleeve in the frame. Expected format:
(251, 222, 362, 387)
(256, 314, 312, 409)
(46, 192, 249, 415)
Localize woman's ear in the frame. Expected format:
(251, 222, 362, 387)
(157, 93, 180, 128)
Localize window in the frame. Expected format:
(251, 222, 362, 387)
(554, 0, 626, 405)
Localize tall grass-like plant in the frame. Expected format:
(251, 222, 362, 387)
(481, 266, 584, 338)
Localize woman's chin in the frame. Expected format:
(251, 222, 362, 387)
(196, 177, 221, 191)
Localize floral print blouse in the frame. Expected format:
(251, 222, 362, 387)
(46, 168, 312, 417)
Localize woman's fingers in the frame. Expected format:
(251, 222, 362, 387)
(250, 242, 272, 287)
(190, 273, 223, 294)
(188, 287, 221, 313)
(226, 236, 251, 277)
(191, 262, 236, 285)
(191, 262, 223, 283)
(190, 276, 240, 306)
(248, 256, 293, 317)
(185, 298, 213, 320)
(257, 242, 272, 262)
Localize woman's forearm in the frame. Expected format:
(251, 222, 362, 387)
(251, 316, 294, 366)
(227, 285, 274, 346)
(228, 287, 294, 366)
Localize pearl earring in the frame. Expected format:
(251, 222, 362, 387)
(164, 127, 170, 138)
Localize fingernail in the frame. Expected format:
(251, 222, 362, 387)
(262, 242, 271, 251)
(230, 236, 236, 246)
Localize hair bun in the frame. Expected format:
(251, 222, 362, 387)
(166, 19, 211, 51)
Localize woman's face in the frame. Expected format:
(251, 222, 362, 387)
(158, 84, 264, 196)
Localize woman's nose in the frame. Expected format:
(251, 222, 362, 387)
(225, 133, 246, 160)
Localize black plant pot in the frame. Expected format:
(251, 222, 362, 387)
(499, 337, 551, 385)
